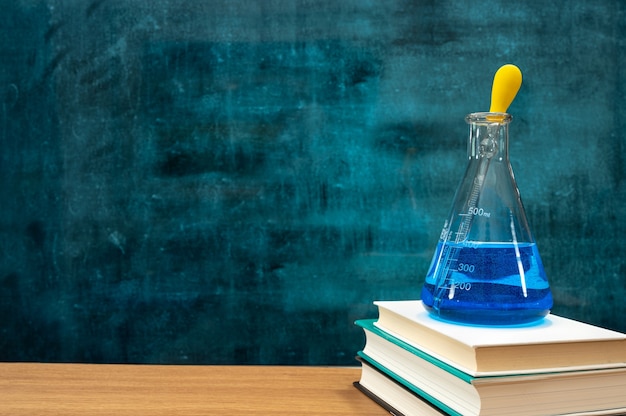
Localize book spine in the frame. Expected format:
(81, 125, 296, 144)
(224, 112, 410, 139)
(356, 319, 476, 383)
(358, 351, 463, 416)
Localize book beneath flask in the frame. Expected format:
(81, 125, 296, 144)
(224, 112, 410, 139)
(354, 300, 626, 416)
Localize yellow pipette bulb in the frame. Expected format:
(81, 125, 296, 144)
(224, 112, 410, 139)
(489, 64, 522, 113)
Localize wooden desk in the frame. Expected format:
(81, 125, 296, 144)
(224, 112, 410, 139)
(0, 363, 385, 415)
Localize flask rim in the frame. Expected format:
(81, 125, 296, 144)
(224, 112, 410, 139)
(466, 112, 512, 124)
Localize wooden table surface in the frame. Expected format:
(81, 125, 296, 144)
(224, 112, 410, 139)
(0, 363, 386, 415)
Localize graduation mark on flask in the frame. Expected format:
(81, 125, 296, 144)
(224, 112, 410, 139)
(452, 281, 472, 290)
(464, 207, 491, 217)
(458, 263, 475, 273)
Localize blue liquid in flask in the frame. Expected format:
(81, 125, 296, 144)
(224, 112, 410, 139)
(421, 241, 553, 325)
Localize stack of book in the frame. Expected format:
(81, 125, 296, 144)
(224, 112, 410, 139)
(354, 300, 626, 416)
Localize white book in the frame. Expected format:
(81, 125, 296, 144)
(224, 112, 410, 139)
(374, 300, 626, 376)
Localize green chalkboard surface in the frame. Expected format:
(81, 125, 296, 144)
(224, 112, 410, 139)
(1, 1, 624, 364)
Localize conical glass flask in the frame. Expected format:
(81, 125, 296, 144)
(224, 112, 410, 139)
(421, 112, 553, 325)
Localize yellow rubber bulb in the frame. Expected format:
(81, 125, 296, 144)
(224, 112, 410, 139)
(489, 64, 522, 113)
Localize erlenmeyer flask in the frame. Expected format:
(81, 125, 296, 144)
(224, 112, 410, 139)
(421, 112, 553, 325)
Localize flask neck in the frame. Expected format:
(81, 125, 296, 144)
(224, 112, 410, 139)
(466, 112, 511, 161)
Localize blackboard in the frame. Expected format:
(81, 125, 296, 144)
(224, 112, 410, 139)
(1, 0, 624, 364)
